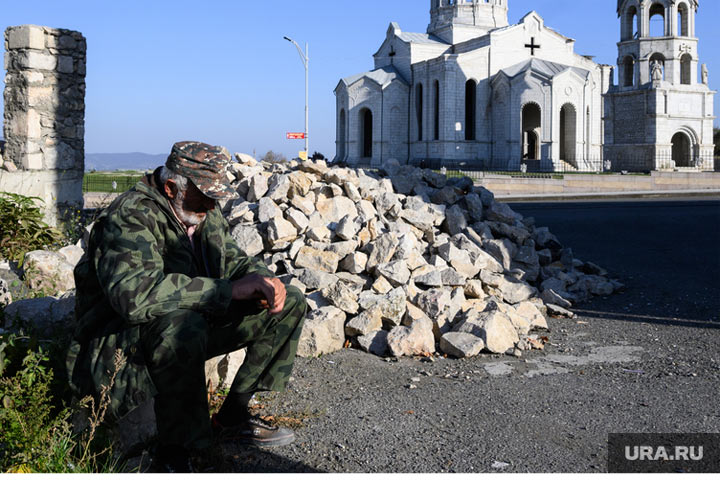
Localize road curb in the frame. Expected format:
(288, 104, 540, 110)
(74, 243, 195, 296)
(498, 189, 720, 202)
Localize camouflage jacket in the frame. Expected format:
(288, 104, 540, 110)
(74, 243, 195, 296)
(66, 168, 272, 419)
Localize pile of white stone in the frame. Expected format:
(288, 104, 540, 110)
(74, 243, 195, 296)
(223, 156, 621, 359)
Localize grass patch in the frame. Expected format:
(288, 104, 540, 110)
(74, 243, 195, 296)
(82, 172, 144, 193)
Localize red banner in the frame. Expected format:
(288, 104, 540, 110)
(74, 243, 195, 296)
(286, 132, 305, 139)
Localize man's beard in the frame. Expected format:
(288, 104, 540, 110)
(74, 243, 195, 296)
(172, 188, 206, 227)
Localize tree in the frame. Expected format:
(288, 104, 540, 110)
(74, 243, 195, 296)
(714, 127, 720, 157)
(261, 150, 287, 163)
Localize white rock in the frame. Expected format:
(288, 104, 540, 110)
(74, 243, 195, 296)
(58, 245, 85, 267)
(345, 305, 383, 336)
(284, 208, 309, 233)
(306, 225, 331, 242)
(316, 196, 358, 224)
(546, 303, 575, 318)
(294, 246, 340, 273)
(440, 332, 485, 358)
(327, 240, 359, 259)
(22, 250, 75, 294)
(296, 306, 346, 357)
(357, 330, 389, 356)
(358, 287, 407, 327)
(257, 197, 281, 223)
(205, 349, 246, 391)
(387, 317, 435, 357)
(444, 204, 468, 236)
(365, 233, 399, 272)
(515, 301, 548, 330)
(414, 288, 452, 318)
(463, 279, 486, 299)
(412, 265, 443, 288)
(336, 215, 360, 241)
(0, 278, 12, 306)
(482, 311, 520, 354)
(322, 281, 359, 314)
(496, 275, 537, 304)
(375, 261, 411, 287)
(231, 225, 264, 257)
(267, 217, 298, 248)
(247, 174, 269, 202)
(485, 201, 523, 225)
(297, 269, 336, 291)
(339, 251, 368, 274)
(541, 289, 573, 308)
(290, 194, 316, 216)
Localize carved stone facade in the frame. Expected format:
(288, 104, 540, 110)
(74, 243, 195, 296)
(1, 25, 86, 225)
(335, 0, 715, 172)
(604, 0, 715, 170)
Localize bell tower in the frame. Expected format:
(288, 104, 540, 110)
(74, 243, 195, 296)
(615, 0, 699, 88)
(605, 0, 715, 170)
(428, 0, 509, 45)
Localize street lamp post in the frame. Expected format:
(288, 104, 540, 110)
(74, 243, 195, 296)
(284, 36, 309, 158)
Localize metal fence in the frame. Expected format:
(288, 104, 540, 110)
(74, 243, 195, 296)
(82, 174, 143, 193)
(351, 154, 719, 178)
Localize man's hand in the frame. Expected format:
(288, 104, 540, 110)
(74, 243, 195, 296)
(231, 274, 287, 315)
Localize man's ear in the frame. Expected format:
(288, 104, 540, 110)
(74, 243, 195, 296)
(164, 179, 178, 200)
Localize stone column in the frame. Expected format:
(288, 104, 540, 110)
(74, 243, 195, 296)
(1, 25, 86, 225)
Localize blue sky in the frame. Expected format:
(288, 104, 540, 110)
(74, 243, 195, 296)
(1, 0, 718, 161)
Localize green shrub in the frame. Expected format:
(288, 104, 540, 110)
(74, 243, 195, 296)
(0, 331, 125, 473)
(0, 192, 61, 265)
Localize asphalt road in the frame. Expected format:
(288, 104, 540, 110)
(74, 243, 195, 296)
(215, 199, 720, 473)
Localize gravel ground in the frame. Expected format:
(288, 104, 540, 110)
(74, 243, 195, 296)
(207, 199, 720, 472)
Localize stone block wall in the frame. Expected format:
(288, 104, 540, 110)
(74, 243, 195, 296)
(1, 25, 86, 225)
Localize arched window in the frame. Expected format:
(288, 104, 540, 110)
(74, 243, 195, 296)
(649, 3, 666, 37)
(465, 80, 477, 141)
(521, 103, 541, 160)
(560, 104, 577, 163)
(677, 2, 689, 37)
(415, 83, 424, 141)
(680, 54, 692, 85)
(360, 108, 373, 158)
(622, 6, 639, 41)
(649, 52, 666, 81)
(623, 56, 635, 87)
(433, 80, 440, 141)
(337, 109, 346, 160)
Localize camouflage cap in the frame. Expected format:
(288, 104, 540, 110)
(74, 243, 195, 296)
(165, 141, 239, 200)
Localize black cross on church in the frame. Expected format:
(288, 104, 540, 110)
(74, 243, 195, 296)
(525, 37, 541, 56)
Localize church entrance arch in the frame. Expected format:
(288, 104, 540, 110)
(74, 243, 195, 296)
(522, 103, 541, 160)
(671, 131, 692, 166)
(360, 108, 373, 159)
(560, 103, 577, 164)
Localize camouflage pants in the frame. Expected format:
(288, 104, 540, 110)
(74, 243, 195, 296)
(140, 286, 306, 450)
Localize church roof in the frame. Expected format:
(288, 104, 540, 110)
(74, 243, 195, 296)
(396, 31, 447, 46)
(500, 58, 590, 81)
(340, 65, 408, 88)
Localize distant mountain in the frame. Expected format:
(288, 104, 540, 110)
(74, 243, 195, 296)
(85, 152, 166, 172)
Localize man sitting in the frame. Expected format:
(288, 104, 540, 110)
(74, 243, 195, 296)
(67, 141, 307, 472)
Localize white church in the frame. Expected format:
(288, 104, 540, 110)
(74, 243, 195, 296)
(334, 0, 715, 172)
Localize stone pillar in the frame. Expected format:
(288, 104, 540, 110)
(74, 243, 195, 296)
(1, 25, 86, 225)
